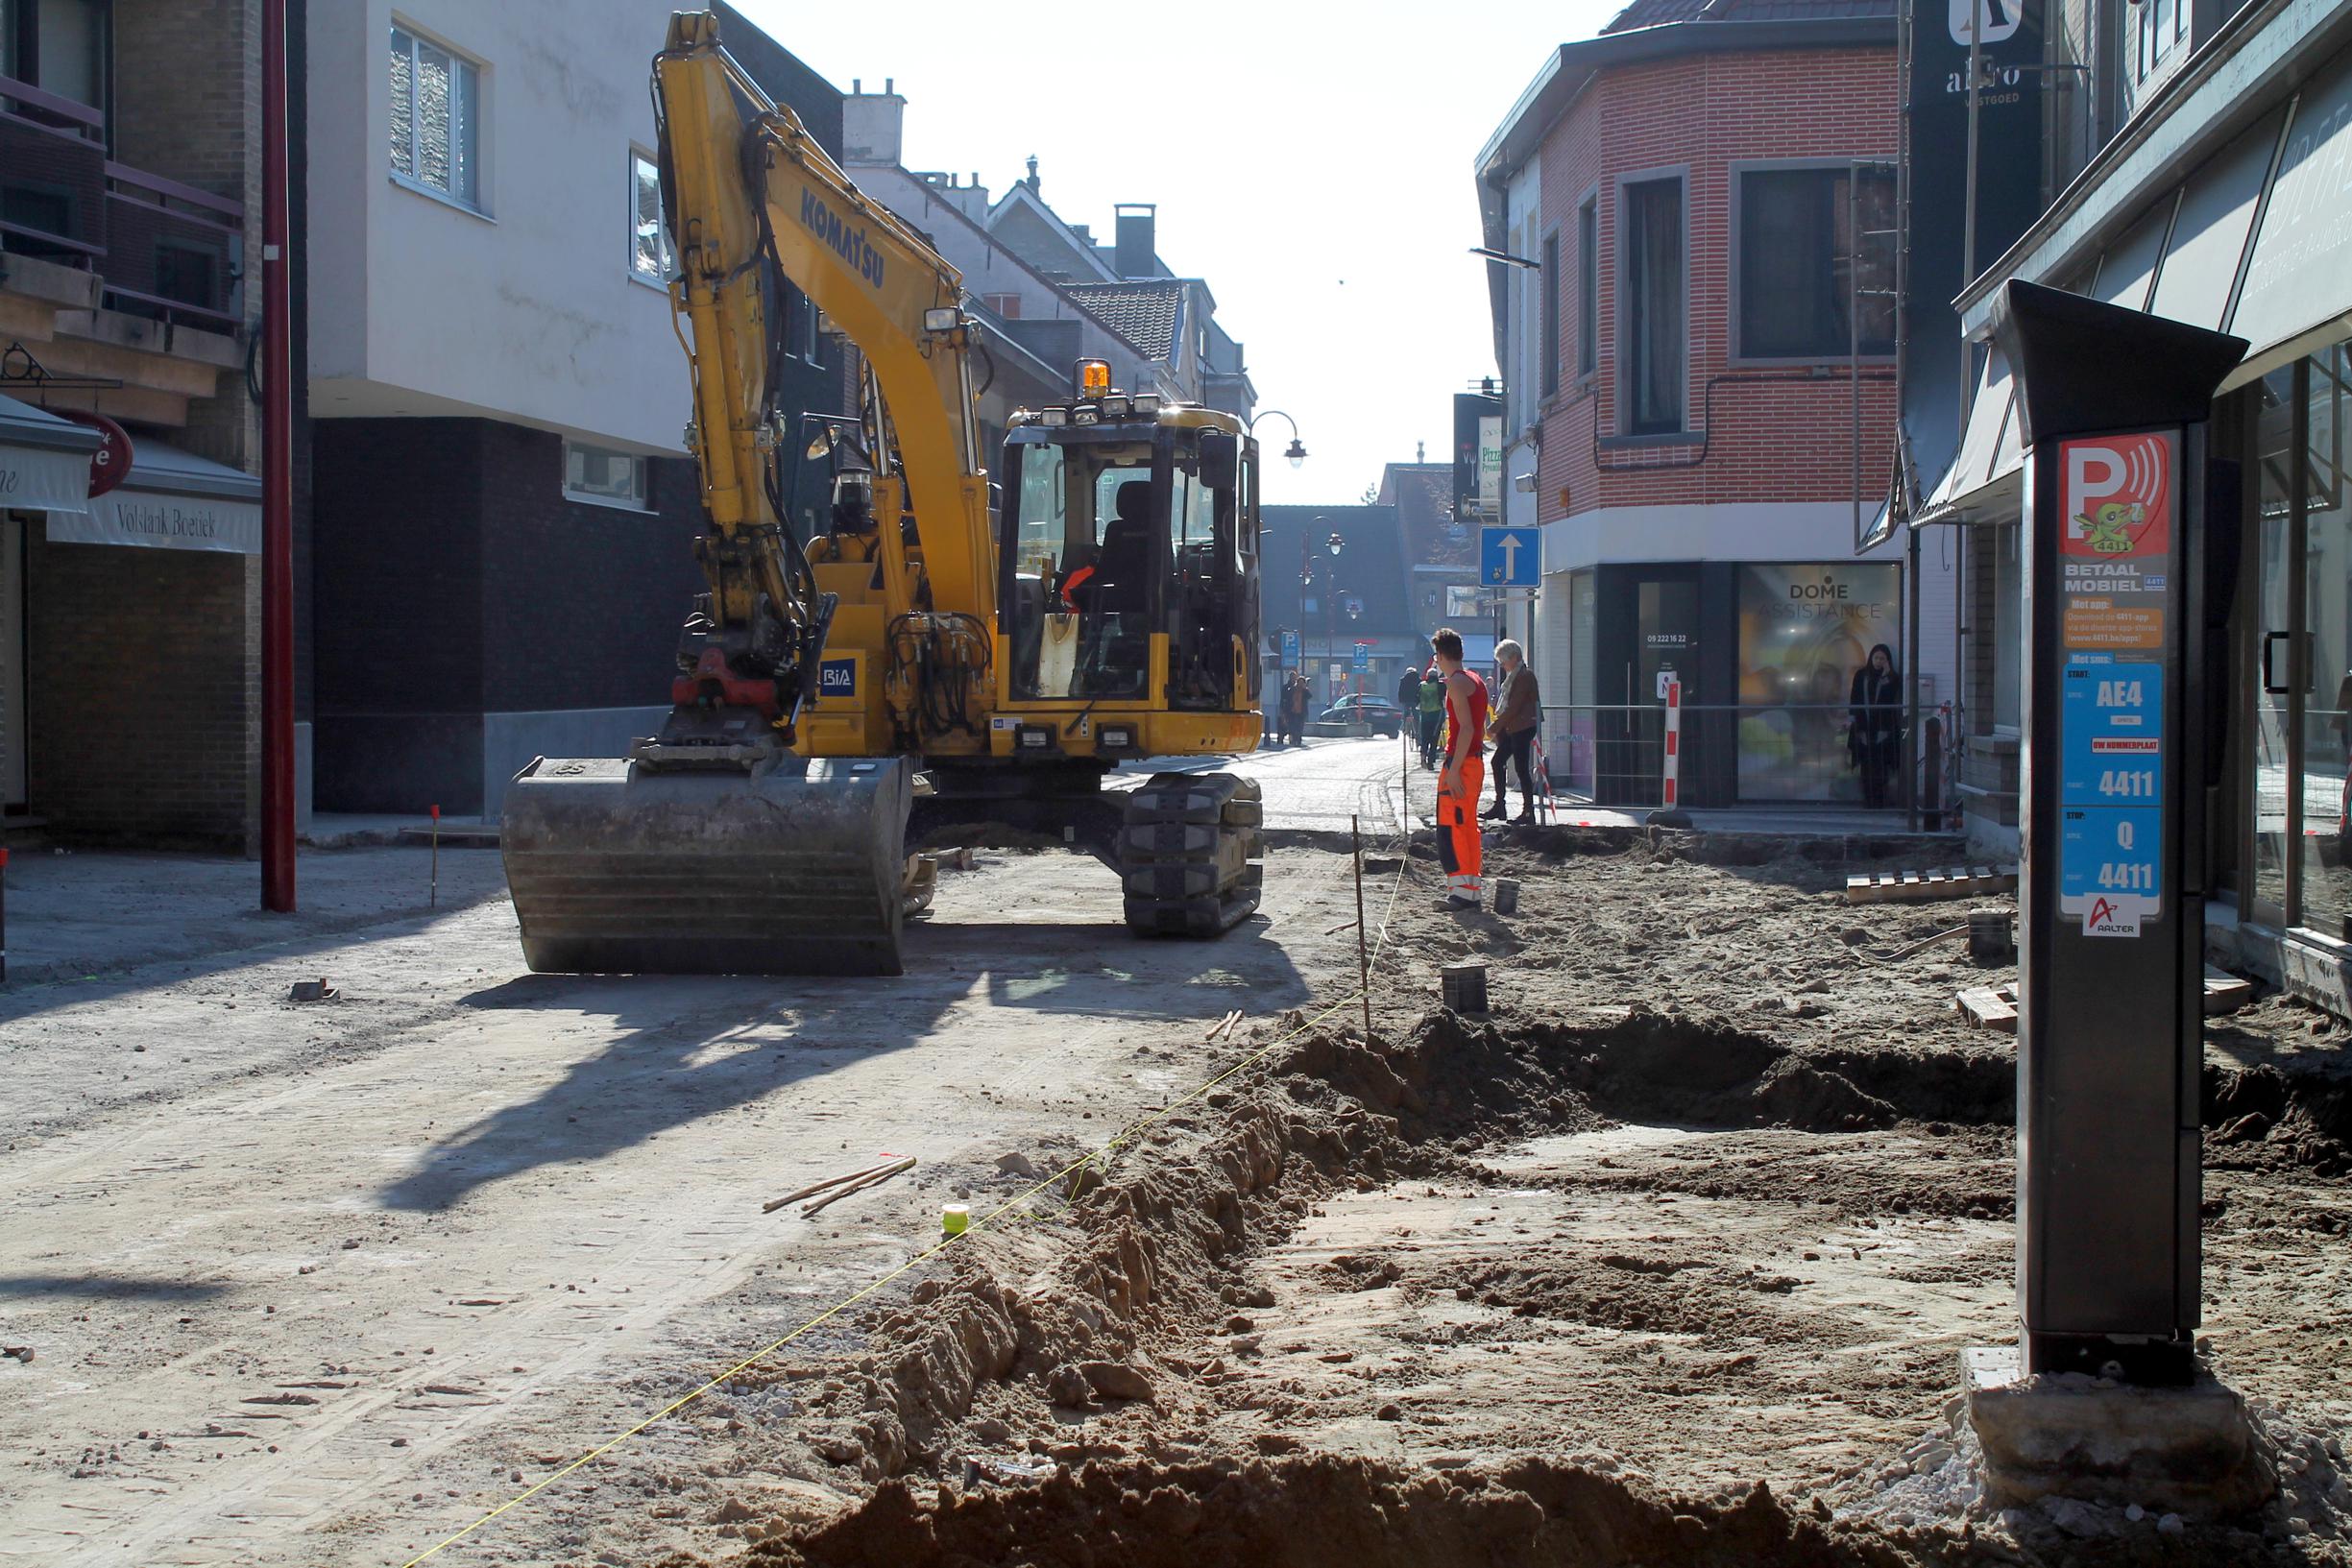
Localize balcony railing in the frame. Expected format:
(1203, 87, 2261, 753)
(0, 72, 243, 333)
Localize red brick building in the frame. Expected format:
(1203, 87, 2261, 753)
(1477, 0, 1955, 808)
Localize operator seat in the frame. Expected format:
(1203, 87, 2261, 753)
(1077, 479, 1153, 696)
(1093, 480, 1154, 614)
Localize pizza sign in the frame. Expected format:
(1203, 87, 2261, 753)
(2061, 432, 2171, 559)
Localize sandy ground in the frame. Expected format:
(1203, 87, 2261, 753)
(7, 746, 2351, 1567)
(0, 760, 1396, 1567)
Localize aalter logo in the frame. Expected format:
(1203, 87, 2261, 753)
(818, 657, 857, 698)
(1949, 0, 2023, 45)
(2083, 894, 2142, 938)
(2062, 433, 2172, 560)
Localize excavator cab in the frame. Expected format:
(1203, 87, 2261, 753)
(999, 367, 1263, 728)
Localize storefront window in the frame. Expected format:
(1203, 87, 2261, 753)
(1992, 524, 2022, 731)
(1734, 563, 1901, 801)
(2296, 343, 2352, 934)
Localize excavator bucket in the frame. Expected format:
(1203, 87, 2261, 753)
(499, 755, 914, 977)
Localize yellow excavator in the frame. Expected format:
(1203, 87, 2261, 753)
(498, 12, 1268, 977)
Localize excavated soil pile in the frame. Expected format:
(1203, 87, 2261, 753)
(749, 1454, 1905, 1568)
(649, 840, 2352, 1567)
(694, 1001, 2350, 1567)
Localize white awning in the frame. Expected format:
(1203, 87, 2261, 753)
(1912, 349, 2023, 527)
(0, 394, 101, 517)
(44, 436, 262, 555)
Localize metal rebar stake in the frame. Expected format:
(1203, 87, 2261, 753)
(1352, 815, 1371, 1041)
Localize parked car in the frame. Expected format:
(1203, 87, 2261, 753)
(1311, 695, 1405, 738)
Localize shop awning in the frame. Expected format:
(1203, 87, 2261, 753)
(1911, 349, 2023, 527)
(0, 394, 102, 517)
(1909, 34, 2352, 526)
(45, 436, 262, 555)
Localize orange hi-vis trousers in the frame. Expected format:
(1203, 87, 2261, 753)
(1437, 756, 1485, 900)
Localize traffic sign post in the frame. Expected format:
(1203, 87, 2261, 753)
(2000, 279, 2244, 1385)
(1480, 525, 1540, 588)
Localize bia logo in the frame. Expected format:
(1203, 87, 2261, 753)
(818, 658, 857, 698)
(2061, 433, 2172, 560)
(1949, 0, 2022, 45)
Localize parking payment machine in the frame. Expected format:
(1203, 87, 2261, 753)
(1998, 280, 2245, 1383)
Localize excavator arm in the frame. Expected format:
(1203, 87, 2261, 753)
(652, 12, 994, 689)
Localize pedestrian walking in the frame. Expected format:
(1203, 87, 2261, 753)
(1395, 665, 1420, 715)
(1416, 664, 1444, 769)
(1848, 643, 1902, 809)
(1280, 671, 1312, 747)
(1485, 639, 1541, 824)
(1432, 628, 1487, 911)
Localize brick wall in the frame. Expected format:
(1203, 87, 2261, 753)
(1531, 46, 1901, 526)
(25, 534, 256, 847)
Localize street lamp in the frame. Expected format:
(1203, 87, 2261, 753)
(1250, 408, 1309, 469)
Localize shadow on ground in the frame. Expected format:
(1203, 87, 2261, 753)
(376, 913, 1309, 1214)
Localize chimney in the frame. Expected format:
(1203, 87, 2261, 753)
(1417, 441, 1425, 464)
(842, 78, 906, 165)
(1114, 203, 1157, 278)
(1026, 155, 1040, 193)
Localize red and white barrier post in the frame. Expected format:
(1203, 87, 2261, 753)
(1662, 680, 1682, 810)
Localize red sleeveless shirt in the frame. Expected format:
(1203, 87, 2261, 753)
(1444, 671, 1489, 760)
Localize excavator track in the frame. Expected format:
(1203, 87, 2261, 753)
(1118, 772, 1265, 937)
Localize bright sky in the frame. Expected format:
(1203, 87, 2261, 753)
(735, 0, 1623, 506)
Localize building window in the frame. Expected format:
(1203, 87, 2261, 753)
(389, 24, 480, 210)
(629, 150, 667, 284)
(19, 0, 104, 109)
(564, 440, 649, 510)
(1539, 230, 1561, 398)
(1576, 196, 1598, 380)
(982, 292, 1021, 319)
(1620, 175, 1685, 436)
(1736, 165, 1896, 360)
(155, 242, 218, 311)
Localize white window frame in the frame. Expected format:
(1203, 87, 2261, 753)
(388, 20, 487, 216)
(562, 439, 652, 513)
(1574, 186, 1600, 384)
(628, 147, 670, 289)
(1614, 164, 1690, 440)
(1727, 157, 1899, 367)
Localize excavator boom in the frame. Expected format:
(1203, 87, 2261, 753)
(499, 12, 1269, 978)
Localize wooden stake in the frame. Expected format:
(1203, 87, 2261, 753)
(1352, 814, 1371, 1042)
(801, 1155, 916, 1217)
(763, 1156, 904, 1213)
(429, 804, 440, 908)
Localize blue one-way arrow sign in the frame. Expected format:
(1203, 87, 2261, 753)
(1481, 526, 1540, 587)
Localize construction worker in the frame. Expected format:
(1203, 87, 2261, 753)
(1432, 627, 1487, 911)
(1486, 639, 1541, 823)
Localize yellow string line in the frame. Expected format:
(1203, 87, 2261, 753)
(400, 834, 1415, 1568)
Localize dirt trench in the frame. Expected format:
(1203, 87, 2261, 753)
(682, 1005, 2350, 1567)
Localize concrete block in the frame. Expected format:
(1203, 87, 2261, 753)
(1964, 1345, 2275, 1519)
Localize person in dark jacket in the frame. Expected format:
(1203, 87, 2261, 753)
(1279, 671, 1312, 746)
(1485, 639, 1542, 822)
(1848, 643, 1902, 809)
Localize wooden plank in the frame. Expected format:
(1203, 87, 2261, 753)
(1956, 985, 2019, 1033)
(2203, 965, 2254, 1016)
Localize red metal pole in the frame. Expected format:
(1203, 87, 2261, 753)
(260, 0, 296, 910)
